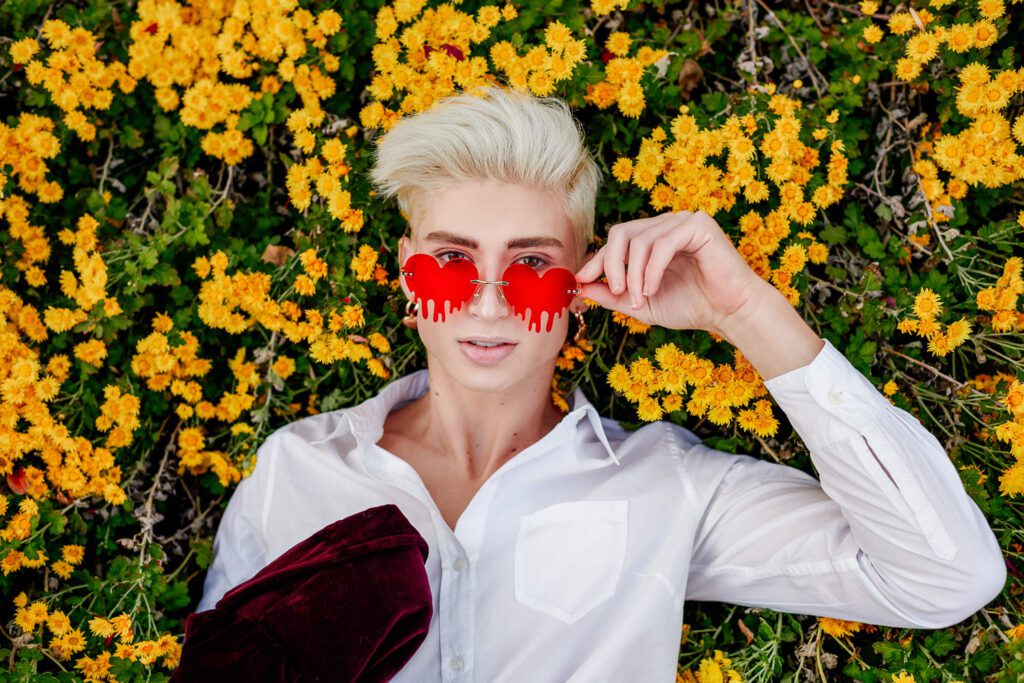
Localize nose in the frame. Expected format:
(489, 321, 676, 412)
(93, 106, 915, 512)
(467, 268, 511, 319)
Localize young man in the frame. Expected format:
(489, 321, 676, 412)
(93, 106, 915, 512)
(197, 85, 1005, 681)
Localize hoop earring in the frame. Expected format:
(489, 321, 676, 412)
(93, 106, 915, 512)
(402, 299, 420, 329)
(572, 309, 586, 343)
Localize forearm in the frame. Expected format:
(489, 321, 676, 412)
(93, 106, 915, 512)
(714, 280, 825, 381)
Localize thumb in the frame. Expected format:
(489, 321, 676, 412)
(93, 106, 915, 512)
(579, 280, 630, 314)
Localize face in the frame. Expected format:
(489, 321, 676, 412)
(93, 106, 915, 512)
(397, 179, 587, 392)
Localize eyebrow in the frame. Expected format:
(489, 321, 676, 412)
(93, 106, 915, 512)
(423, 230, 564, 250)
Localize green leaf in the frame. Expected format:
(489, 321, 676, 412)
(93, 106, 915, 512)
(923, 629, 956, 658)
(873, 640, 908, 666)
(253, 124, 268, 147)
(819, 223, 848, 245)
(191, 537, 213, 569)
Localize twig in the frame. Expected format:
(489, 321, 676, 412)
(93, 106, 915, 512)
(883, 345, 968, 389)
(98, 136, 115, 196)
(752, 0, 827, 98)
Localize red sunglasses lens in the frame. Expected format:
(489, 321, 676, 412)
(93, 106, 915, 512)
(401, 253, 477, 322)
(502, 263, 579, 333)
(401, 254, 579, 332)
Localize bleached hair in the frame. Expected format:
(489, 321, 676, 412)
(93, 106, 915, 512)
(368, 84, 602, 264)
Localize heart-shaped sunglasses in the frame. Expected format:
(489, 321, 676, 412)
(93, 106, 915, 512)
(400, 253, 582, 333)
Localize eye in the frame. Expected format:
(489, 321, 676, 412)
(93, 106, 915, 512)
(517, 255, 548, 269)
(435, 251, 548, 269)
(436, 250, 471, 263)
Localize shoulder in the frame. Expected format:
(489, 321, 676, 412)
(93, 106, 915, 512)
(653, 420, 769, 487)
(271, 408, 355, 445)
(251, 408, 359, 470)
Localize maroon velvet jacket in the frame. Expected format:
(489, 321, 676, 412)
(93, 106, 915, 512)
(171, 504, 433, 682)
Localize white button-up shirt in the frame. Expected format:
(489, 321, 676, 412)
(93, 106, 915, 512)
(197, 338, 1005, 682)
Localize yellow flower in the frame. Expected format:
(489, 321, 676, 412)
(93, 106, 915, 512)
(906, 32, 940, 63)
(913, 288, 942, 319)
(294, 274, 316, 296)
(607, 364, 631, 393)
(9, 38, 40, 64)
(178, 427, 206, 452)
(62, 544, 85, 564)
(882, 380, 898, 396)
(341, 304, 365, 329)
(895, 57, 923, 81)
(544, 21, 573, 51)
(367, 358, 390, 379)
(368, 332, 391, 354)
(946, 318, 972, 346)
(74, 339, 108, 367)
(88, 617, 115, 638)
(350, 245, 379, 281)
(606, 32, 632, 57)
(611, 157, 633, 182)
(807, 243, 829, 264)
(859, 0, 879, 15)
(888, 13, 917, 36)
(863, 25, 884, 44)
(978, 0, 1005, 19)
(636, 395, 663, 421)
(972, 19, 999, 49)
(47, 611, 72, 636)
(819, 616, 864, 637)
(272, 356, 296, 379)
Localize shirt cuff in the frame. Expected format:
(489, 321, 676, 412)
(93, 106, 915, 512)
(762, 338, 895, 452)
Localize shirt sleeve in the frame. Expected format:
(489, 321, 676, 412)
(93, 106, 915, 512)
(195, 434, 277, 613)
(682, 338, 1006, 629)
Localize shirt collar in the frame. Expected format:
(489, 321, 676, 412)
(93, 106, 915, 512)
(344, 368, 620, 467)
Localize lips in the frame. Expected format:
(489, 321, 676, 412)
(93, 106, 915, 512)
(458, 340, 517, 365)
(459, 338, 517, 345)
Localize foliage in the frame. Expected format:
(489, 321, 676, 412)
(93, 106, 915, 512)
(0, 0, 1022, 680)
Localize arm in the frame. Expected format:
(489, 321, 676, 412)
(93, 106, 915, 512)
(682, 284, 1006, 628)
(195, 436, 276, 613)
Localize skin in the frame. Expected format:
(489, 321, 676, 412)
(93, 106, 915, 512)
(384, 178, 824, 530)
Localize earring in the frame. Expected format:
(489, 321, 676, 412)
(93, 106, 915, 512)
(572, 308, 586, 342)
(402, 299, 420, 328)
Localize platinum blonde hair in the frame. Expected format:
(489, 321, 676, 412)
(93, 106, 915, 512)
(368, 84, 602, 265)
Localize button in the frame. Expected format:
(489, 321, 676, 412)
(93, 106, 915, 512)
(828, 390, 843, 404)
(450, 655, 465, 671)
(452, 557, 466, 571)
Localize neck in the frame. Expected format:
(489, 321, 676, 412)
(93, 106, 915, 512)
(404, 363, 566, 480)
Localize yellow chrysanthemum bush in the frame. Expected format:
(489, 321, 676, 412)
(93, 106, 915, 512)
(2, 0, 1023, 680)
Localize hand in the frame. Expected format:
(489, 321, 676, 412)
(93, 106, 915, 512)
(574, 210, 772, 336)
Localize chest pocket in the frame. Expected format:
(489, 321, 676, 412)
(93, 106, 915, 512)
(513, 500, 629, 625)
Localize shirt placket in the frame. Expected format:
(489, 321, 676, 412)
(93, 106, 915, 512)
(359, 413, 586, 682)
(362, 451, 478, 681)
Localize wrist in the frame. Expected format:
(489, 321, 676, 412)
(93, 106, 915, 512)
(712, 278, 780, 342)
(713, 281, 824, 381)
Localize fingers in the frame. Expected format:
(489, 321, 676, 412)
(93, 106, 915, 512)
(643, 221, 698, 297)
(575, 248, 605, 283)
(577, 211, 696, 308)
(626, 236, 653, 309)
(579, 279, 630, 314)
(642, 235, 675, 298)
(602, 227, 630, 296)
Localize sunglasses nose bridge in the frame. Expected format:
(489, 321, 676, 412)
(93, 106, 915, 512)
(469, 276, 509, 308)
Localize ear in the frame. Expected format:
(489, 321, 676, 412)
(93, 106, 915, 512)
(397, 236, 413, 300)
